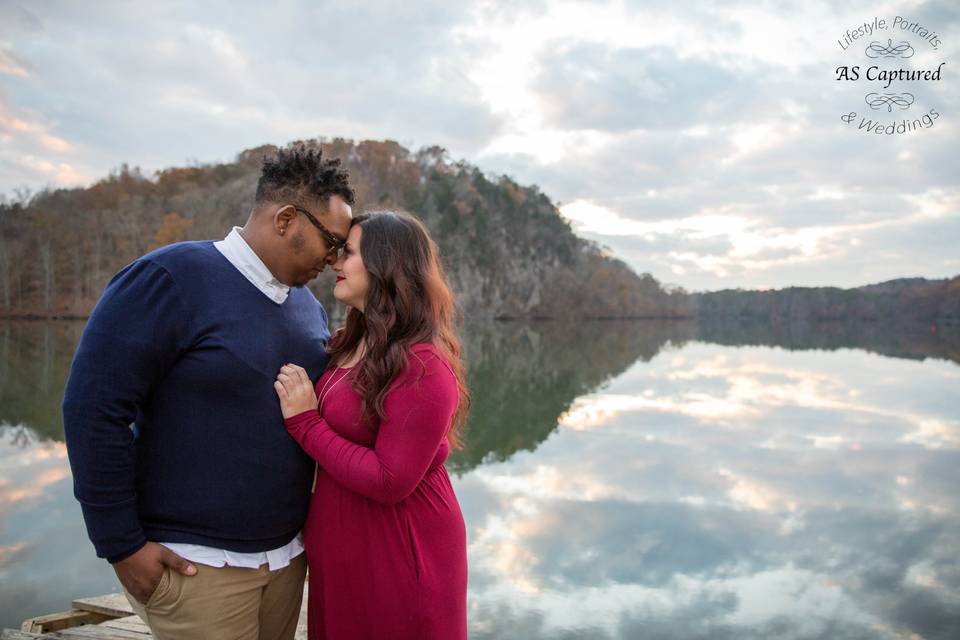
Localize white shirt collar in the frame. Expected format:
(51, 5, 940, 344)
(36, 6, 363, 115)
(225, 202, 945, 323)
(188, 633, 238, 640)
(214, 227, 290, 304)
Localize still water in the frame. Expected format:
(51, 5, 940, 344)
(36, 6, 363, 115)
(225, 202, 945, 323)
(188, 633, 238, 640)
(0, 320, 957, 639)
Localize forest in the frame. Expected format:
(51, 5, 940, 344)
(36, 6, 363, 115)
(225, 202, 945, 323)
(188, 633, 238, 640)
(694, 277, 959, 324)
(1, 137, 955, 323)
(0, 138, 687, 320)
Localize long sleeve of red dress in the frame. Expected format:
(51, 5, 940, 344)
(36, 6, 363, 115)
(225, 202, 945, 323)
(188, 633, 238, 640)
(284, 349, 458, 505)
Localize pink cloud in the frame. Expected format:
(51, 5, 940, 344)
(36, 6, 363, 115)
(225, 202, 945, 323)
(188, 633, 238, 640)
(0, 48, 30, 78)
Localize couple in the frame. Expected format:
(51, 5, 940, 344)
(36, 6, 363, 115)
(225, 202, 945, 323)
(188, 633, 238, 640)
(62, 145, 469, 639)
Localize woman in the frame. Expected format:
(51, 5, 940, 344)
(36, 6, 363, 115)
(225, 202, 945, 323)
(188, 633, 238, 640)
(274, 210, 469, 639)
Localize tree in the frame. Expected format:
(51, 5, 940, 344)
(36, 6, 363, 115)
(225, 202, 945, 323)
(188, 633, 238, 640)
(148, 212, 194, 251)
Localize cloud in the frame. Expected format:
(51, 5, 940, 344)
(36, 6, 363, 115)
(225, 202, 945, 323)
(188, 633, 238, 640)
(15, 156, 91, 184)
(0, 96, 73, 153)
(0, 1, 510, 197)
(0, 91, 93, 190)
(531, 44, 769, 132)
(0, 0, 957, 289)
(0, 49, 30, 78)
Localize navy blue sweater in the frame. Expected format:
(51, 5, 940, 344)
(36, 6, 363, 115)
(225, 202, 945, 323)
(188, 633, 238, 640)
(63, 241, 330, 563)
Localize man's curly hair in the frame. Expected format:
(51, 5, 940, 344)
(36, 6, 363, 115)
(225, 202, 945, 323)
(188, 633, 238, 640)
(255, 144, 355, 209)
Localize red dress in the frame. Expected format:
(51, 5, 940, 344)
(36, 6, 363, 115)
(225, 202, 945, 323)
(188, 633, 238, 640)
(284, 343, 468, 640)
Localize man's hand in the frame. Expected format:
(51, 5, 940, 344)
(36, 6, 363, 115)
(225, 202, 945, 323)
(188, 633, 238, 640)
(113, 542, 197, 604)
(274, 363, 319, 419)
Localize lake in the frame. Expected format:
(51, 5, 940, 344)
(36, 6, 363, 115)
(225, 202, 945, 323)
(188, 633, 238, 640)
(1, 319, 957, 639)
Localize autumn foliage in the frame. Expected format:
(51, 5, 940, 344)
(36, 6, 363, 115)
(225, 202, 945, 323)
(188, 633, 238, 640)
(0, 138, 687, 319)
(2, 138, 954, 322)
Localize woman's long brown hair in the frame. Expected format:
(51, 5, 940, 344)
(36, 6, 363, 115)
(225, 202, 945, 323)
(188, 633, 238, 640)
(327, 211, 470, 448)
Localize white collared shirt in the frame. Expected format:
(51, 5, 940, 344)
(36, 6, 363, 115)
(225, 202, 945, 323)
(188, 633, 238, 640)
(159, 227, 303, 570)
(214, 226, 291, 304)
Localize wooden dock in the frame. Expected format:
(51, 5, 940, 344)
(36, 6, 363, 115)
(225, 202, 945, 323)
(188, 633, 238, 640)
(2, 591, 308, 639)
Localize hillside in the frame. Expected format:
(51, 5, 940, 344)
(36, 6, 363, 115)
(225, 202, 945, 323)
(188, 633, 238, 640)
(0, 138, 688, 320)
(693, 277, 960, 324)
(2, 138, 955, 323)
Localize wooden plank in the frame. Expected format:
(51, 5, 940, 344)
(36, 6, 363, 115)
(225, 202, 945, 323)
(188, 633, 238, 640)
(57, 626, 147, 640)
(1, 630, 60, 640)
(96, 618, 149, 636)
(21, 609, 113, 633)
(18, 582, 310, 638)
(70, 595, 132, 619)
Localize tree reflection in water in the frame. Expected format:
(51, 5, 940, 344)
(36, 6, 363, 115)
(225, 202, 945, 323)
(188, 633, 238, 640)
(451, 320, 694, 473)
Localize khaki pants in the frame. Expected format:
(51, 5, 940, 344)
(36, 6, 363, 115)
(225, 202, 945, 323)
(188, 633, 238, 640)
(123, 553, 306, 640)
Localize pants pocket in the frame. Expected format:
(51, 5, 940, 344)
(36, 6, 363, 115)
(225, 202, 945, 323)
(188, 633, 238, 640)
(145, 567, 172, 608)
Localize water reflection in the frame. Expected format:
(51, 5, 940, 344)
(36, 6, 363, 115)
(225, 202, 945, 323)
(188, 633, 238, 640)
(0, 424, 118, 626)
(450, 320, 694, 472)
(697, 317, 960, 366)
(460, 343, 960, 640)
(0, 320, 958, 638)
(0, 322, 85, 441)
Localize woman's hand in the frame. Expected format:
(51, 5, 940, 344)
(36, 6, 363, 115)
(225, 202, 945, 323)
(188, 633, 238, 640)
(274, 363, 318, 419)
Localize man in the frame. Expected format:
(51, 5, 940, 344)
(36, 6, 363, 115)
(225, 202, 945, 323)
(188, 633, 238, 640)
(63, 144, 354, 640)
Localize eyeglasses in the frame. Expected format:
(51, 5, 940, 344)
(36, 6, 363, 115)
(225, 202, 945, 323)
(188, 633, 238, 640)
(290, 205, 347, 259)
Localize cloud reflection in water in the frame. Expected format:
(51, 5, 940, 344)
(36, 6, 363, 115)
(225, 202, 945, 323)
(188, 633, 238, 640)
(456, 343, 960, 639)
(0, 321, 957, 637)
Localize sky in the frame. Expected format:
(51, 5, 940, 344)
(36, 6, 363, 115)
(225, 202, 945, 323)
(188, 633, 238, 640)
(1, 0, 958, 291)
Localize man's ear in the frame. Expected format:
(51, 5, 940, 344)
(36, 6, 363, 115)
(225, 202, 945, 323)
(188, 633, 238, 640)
(273, 204, 296, 235)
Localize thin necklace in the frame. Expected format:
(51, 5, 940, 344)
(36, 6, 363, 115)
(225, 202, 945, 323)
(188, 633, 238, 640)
(317, 367, 350, 413)
(317, 344, 365, 409)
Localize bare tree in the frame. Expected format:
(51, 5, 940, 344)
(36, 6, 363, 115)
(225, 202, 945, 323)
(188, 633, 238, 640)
(0, 237, 10, 311)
